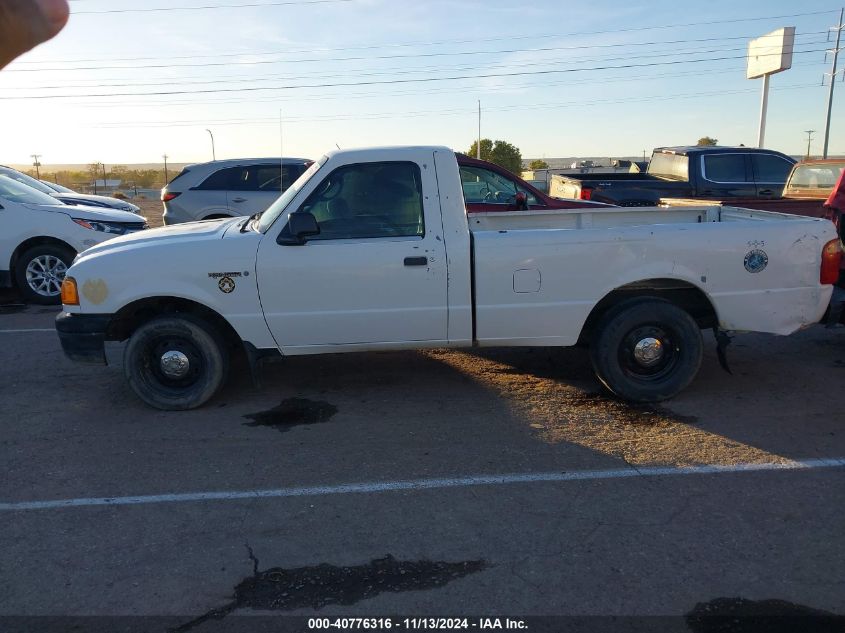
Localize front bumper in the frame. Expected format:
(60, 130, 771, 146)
(55, 312, 111, 364)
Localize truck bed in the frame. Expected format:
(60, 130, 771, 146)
(467, 205, 818, 232)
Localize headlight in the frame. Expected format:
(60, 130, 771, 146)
(72, 218, 131, 235)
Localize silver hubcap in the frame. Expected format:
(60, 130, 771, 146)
(160, 350, 190, 379)
(25, 255, 67, 297)
(633, 337, 664, 367)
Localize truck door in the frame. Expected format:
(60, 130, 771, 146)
(256, 158, 448, 350)
(698, 153, 757, 198)
(751, 154, 795, 198)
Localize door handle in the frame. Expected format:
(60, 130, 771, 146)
(404, 256, 428, 266)
(231, 197, 247, 203)
(758, 189, 774, 197)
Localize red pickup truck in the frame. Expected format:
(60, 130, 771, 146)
(456, 154, 610, 213)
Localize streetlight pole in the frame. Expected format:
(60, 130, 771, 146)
(163, 154, 169, 183)
(206, 129, 216, 161)
(31, 154, 41, 179)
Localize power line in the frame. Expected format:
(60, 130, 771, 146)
(82, 83, 820, 129)
(12, 28, 828, 66)
(13, 41, 830, 91)
(4, 34, 830, 73)
(1, 48, 828, 100)
(72, 0, 353, 14)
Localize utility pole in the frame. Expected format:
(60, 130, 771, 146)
(206, 129, 216, 161)
(476, 100, 482, 159)
(162, 154, 169, 183)
(822, 7, 844, 158)
(31, 154, 41, 179)
(804, 130, 816, 158)
(101, 163, 107, 191)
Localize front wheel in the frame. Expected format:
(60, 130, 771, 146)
(123, 315, 229, 410)
(15, 244, 76, 305)
(589, 299, 703, 402)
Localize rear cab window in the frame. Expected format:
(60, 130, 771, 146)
(647, 153, 689, 180)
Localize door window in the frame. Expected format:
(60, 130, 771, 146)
(459, 166, 538, 205)
(253, 164, 308, 192)
(752, 155, 794, 184)
(196, 167, 239, 190)
(702, 155, 748, 183)
(299, 161, 424, 240)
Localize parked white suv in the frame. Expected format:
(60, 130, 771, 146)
(161, 157, 311, 225)
(0, 175, 147, 304)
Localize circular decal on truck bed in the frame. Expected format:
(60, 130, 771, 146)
(744, 249, 769, 273)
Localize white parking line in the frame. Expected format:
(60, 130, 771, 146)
(2, 457, 843, 512)
(0, 329, 54, 334)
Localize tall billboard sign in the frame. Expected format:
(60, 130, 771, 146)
(747, 27, 795, 148)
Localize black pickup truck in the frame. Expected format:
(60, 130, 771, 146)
(549, 146, 796, 207)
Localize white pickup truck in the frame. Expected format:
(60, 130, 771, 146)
(56, 146, 843, 410)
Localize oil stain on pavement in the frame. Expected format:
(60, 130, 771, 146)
(686, 597, 844, 632)
(174, 549, 486, 631)
(243, 397, 338, 433)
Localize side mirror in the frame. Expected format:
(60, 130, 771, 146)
(277, 211, 321, 245)
(514, 191, 529, 211)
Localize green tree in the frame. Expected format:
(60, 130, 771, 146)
(467, 138, 523, 174)
(528, 159, 549, 170)
(696, 136, 718, 146)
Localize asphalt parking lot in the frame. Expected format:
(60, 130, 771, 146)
(1, 299, 844, 630)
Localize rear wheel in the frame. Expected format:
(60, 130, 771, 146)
(123, 315, 229, 410)
(590, 298, 703, 402)
(15, 244, 76, 305)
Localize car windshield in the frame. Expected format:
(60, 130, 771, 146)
(0, 166, 58, 195)
(256, 156, 327, 232)
(0, 174, 64, 205)
(785, 163, 845, 194)
(45, 181, 75, 193)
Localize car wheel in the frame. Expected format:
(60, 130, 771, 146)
(123, 315, 229, 410)
(14, 244, 76, 305)
(589, 298, 703, 402)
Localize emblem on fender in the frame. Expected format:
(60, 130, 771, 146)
(743, 249, 768, 273)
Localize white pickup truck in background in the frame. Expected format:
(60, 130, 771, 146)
(55, 146, 843, 410)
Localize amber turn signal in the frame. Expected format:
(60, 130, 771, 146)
(61, 277, 80, 306)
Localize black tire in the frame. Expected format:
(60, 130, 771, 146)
(589, 298, 703, 402)
(14, 244, 76, 305)
(123, 315, 229, 410)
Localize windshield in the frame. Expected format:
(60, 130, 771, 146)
(647, 153, 689, 180)
(0, 166, 58, 195)
(46, 181, 75, 193)
(256, 155, 327, 232)
(0, 174, 65, 205)
(785, 162, 845, 194)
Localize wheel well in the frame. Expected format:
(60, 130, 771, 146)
(106, 297, 242, 350)
(10, 237, 77, 274)
(202, 213, 232, 220)
(578, 279, 717, 344)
